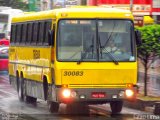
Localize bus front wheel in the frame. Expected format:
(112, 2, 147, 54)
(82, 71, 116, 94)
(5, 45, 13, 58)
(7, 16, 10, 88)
(110, 101, 123, 114)
(47, 101, 59, 113)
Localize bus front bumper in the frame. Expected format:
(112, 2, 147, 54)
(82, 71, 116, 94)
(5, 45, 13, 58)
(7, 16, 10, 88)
(55, 87, 138, 104)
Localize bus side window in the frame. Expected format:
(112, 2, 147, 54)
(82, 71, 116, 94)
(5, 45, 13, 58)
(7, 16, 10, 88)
(11, 24, 16, 45)
(16, 24, 22, 45)
(36, 22, 40, 45)
(20, 24, 24, 45)
(38, 21, 45, 45)
(26, 22, 33, 45)
(43, 21, 52, 46)
(21, 23, 27, 45)
(32, 22, 39, 45)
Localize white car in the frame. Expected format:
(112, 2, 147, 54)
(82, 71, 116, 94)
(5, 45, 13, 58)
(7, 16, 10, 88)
(0, 46, 9, 54)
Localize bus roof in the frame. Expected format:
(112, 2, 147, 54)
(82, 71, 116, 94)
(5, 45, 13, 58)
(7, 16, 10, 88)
(12, 6, 133, 23)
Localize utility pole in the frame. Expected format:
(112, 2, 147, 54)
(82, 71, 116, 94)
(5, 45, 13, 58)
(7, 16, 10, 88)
(50, 0, 53, 9)
(63, 0, 65, 8)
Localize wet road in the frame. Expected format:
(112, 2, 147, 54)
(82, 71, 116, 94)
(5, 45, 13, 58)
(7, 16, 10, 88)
(0, 71, 151, 120)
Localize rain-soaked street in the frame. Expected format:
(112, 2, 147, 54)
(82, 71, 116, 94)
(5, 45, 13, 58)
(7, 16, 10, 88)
(0, 71, 152, 120)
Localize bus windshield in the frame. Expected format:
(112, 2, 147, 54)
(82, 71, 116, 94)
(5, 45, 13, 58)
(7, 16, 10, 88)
(57, 19, 135, 62)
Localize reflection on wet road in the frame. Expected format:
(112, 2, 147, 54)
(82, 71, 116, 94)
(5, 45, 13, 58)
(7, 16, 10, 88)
(0, 71, 151, 120)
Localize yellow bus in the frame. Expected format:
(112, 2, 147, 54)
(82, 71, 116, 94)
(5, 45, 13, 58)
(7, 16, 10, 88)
(9, 6, 141, 114)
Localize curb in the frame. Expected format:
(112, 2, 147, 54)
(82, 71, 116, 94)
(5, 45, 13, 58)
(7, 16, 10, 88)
(144, 107, 154, 113)
(123, 99, 157, 113)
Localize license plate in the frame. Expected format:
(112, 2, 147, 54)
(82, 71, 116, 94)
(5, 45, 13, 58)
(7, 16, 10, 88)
(91, 92, 106, 98)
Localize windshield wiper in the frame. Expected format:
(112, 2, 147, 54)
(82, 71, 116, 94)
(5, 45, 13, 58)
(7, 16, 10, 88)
(98, 35, 119, 65)
(102, 22, 116, 48)
(77, 35, 94, 64)
(77, 45, 93, 64)
(101, 47, 119, 65)
(96, 20, 119, 65)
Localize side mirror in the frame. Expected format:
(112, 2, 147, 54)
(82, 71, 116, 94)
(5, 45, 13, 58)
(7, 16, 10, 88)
(48, 30, 54, 46)
(135, 30, 142, 45)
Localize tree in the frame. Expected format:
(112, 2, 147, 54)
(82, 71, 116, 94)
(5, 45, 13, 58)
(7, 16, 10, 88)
(0, 0, 28, 11)
(136, 24, 160, 96)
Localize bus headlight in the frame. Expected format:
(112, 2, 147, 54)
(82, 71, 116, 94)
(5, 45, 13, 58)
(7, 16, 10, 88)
(62, 89, 71, 98)
(125, 89, 134, 97)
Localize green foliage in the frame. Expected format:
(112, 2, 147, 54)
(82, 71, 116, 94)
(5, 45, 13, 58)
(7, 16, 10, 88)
(136, 24, 160, 59)
(136, 24, 160, 96)
(0, 0, 28, 11)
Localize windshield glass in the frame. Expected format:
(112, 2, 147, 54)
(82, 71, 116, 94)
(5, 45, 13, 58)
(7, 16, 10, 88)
(57, 19, 135, 62)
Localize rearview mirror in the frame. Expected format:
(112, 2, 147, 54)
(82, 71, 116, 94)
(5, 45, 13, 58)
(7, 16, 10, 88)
(48, 30, 54, 46)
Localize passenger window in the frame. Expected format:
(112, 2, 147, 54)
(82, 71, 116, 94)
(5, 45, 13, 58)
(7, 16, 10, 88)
(26, 23, 33, 44)
(32, 22, 39, 45)
(38, 21, 45, 45)
(21, 24, 27, 45)
(11, 25, 16, 44)
(43, 21, 52, 45)
(16, 24, 22, 45)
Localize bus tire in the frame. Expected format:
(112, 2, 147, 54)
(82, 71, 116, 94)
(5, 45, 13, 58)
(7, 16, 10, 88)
(47, 101, 59, 113)
(18, 73, 24, 101)
(110, 101, 123, 114)
(25, 96, 37, 104)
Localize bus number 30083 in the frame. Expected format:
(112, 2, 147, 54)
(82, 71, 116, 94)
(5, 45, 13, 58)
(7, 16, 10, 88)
(64, 71, 83, 76)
